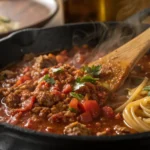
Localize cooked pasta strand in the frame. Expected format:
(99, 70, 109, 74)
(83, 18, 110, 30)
(115, 77, 148, 112)
(123, 97, 150, 132)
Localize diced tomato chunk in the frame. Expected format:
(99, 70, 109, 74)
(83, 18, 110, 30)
(56, 51, 68, 63)
(16, 75, 31, 85)
(15, 96, 36, 112)
(115, 113, 121, 120)
(38, 81, 51, 90)
(60, 50, 67, 55)
(82, 100, 100, 118)
(102, 106, 114, 119)
(51, 85, 60, 91)
(23, 66, 30, 73)
(41, 68, 49, 76)
(69, 98, 79, 111)
(16, 80, 22, 86)
(51, 89, 61, 96)
(39, 81, 46, 86)
(80, 111, 92, 123)
(62, 84, 72, 94)
(56, 55, 65, 63)
(22, 75, 31, 81)
(45, 82, 50, 88)
(78, 102, 85, 113)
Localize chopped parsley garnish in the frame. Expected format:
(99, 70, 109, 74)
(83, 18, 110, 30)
(143, 86, 150, 96)
(73, 75, 98, 90)
(82, 65, 101, 76)
(51, 67, 63, 73)
(148, 92, 150, 96)
(70, 92, 84, 101)
(78, 75, 99, 83)
(143, 86, 150, 91)
(43, 74, 55, 84)
(74, 82, 85, 91)
(68, 107, 77, 113)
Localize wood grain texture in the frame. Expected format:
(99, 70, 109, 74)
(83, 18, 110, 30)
(89, 28, 150, 91)
(90, 28, 150, 67)
(0, 0, 57, 37)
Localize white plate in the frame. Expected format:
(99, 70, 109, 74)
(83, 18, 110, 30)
(0, 0, 58, 37)
(34, 0, 58, 18)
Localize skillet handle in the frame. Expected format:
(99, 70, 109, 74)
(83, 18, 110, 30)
(125, 8, 150, 24)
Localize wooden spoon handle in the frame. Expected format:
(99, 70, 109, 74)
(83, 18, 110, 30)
(89, 28, 150, 67)
(88, 28, 150, 92)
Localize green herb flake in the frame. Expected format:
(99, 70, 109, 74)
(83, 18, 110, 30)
(82, 65, 101, 76)
(51, 67, 63, 73)
(143, 86, 150, 91)
(70, 92, 84, 101)
(80, 75, 99, 83)
(74, 82, 85, 91)
(43, 74, 55, 84)
(73, 75, 98, 90)
(68, 107, 77, 113)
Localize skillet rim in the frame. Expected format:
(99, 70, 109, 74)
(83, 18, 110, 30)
(0, 22, 150, 143)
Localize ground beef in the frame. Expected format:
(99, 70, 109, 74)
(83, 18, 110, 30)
(32, 106, 51, 118)
(76, 82, 109, 105)
(64, 121, 90, 136)
(30, 69, 41, 80)
(48, 64, 76, 86)
(48, 111, 76, 123)
(32, 106, 42, 114)
(5, 88, 32, 108)
(36, 91, 62, 107)
(23, 53, 35, 62)
(33, 55, 57, 70)
(17, 80, 37, 91)
(5, 93, 20, 108)
(20, 90, 31, 101)
(50, 101, 68, 114)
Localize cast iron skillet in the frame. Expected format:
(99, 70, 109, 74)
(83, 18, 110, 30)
(0, 9, 150, 150)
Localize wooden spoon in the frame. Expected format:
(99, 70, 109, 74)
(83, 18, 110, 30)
(88, 28, 150, 92)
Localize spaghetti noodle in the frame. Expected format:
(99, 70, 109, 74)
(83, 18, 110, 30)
(115, 77, 149, 112)
(123, 97, 150, 132)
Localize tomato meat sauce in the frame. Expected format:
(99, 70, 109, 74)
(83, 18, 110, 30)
(0, 45, 139, 136)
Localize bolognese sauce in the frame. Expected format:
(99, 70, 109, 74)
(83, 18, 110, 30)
(0, 45, 148, 136)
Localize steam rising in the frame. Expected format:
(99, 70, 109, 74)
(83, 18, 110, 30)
(71, 21, 143, 66)
(70, 0, 150, 66)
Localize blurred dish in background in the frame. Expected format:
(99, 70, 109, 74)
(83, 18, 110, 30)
(0, 15, 19, 34)
(0, 0, 58, 37)
(63, 0, 150, 23)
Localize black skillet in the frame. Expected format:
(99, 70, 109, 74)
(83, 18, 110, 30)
(0, 9, 150, 150)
